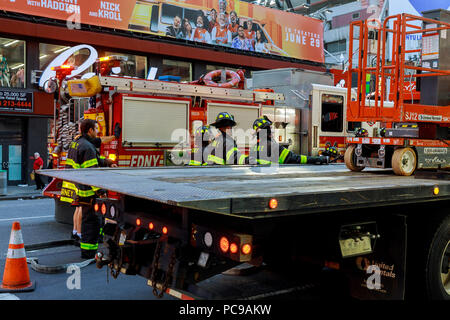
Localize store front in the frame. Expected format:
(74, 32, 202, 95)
(0, 117, 24, 185)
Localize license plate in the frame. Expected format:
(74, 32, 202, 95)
(197, 252, 209, 268)
(339, 236, 372, 258)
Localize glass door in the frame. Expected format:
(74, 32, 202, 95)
(8, 145, 22, 183)
(0, 144, 23, 185)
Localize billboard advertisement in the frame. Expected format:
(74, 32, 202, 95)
(0, 0, 324, 63)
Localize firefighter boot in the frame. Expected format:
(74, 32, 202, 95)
(307, 156, 329, 165)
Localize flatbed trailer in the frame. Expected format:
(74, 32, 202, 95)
(38, 164, 450, 300)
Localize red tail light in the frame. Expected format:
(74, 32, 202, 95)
(136, 218, 141, 226)
(101, 203, 107, 215)
(149, 222, 154, 230)
(230, 243, 238, 254)
(162, 226, 168, 235)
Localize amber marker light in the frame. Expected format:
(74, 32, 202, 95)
(94, 203, 99, 212)
(269, 198, 278, 209)
(219, 237, 229, 253)
(230, 243, 238, 254)
(241, 244, 252, 255)
(149, 222, 154, 230)
(136, 218, 141, 226)
(162, 226, 168, 235)
(433, 186, 439, 195)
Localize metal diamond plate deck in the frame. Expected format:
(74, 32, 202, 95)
(38, 164, 450, 218)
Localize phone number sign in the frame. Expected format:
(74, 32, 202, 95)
(0, 90, 33, 112)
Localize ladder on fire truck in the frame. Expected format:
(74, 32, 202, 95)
(98, 75, 285, 103)
(344, 13, 450, 176)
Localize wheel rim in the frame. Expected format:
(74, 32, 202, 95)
(400, 149, 415, 174)
(441, 240, 450, 296)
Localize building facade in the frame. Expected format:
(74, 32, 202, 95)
(0, 8, 325, 186)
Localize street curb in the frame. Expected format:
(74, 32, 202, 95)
(0, 195, 47, 201)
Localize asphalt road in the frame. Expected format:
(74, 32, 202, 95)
(0, 198, 347, 303)
(0, 198, 173, 301)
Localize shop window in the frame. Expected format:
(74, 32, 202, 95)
(321, 94, 343, 133)
(0, 37, 25, 88)
(206, 65, 238, 73)
(39, 43, 93, 75)
(161, 59, 191, 82)
(105, 51, 147, 79)
(325, 39, 346, 54)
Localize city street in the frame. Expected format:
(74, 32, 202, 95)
(0, 198, 173, 301)
(0, 198, 346, 302)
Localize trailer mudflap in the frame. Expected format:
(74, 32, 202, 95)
(344, 214, 407, 300)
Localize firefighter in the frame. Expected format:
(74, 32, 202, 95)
(249, 116, 329, 165)
(189, 125, 214, 166)
(206, 112, 248, 165)
(61, 119, 116, 259)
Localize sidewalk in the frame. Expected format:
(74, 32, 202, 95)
(0, 184, 47, 201)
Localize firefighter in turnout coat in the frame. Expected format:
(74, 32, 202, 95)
(61, 119, 116, 259)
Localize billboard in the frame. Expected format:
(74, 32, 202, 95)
(0, 0, 324, 63)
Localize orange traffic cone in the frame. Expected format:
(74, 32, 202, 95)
(0, 221, 35, 292)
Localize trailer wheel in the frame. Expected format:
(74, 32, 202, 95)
(425, 215, 450, 300)
(391, 147, 416, 176)
(344, 145, 364, 172)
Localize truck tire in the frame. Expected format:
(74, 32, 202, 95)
(425, 214, 450, 300)
(54, 198, 74, 225)
(391, 147, 416, 176)
(344, 145, 364, 172)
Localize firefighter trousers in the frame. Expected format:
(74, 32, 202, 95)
(80, 204, 101, 258)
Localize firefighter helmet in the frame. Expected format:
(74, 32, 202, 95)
(252, 116, 273, 131)
(323, 146, 339, 158)
(210, 112, 236, 128)
(194, 125, 214, 142)
(355, 128, 368, 137)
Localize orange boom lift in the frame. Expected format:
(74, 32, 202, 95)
(344, 12, 450, 176)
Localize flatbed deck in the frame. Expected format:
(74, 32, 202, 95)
(39, 164, 450, 218)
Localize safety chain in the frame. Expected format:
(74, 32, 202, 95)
(150, 240, 177, 298)
(150, 240, 162, 296)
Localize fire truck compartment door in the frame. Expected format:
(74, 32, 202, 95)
(207, 102, 260, 147)
(122, 97, 188, 145)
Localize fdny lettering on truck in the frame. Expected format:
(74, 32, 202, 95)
(118, 154, 164, 167)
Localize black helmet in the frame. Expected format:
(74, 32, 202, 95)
(210, 112, 236, 128)
(194, 125, 214, 142)
(355, 127, 368, 137)
(323, 146, 339, 157)
(253, 115, 272, 131)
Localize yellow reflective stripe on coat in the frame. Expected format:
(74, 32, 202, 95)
(60, 196, 74, 203)
(300, 155, 307, 164)
(80, 242, 98, 251)
(62, 181, 77, 191)
(226, 147, 238, 162)
(91, 186, 100, 192)
(207, 155, 225, 165)
(77, 189, 96, 197)
(189, 160, 202, 166)
(65, 158, 80, 169)
(257, 159, 272, 165)
(238, 154, 248, 165)
(279, 149, 290, 164)
(81, 158, 98, 168)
